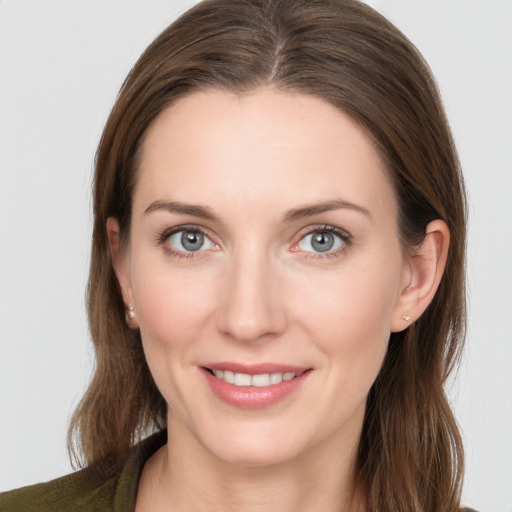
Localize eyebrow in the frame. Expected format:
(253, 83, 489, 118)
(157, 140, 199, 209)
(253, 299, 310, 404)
(144, 198, 371, 223)
(144, 200, 217, 220)
(282, 199, 371, 222)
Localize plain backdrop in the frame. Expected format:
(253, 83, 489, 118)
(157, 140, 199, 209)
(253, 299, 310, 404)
(0, 1, 511, 511)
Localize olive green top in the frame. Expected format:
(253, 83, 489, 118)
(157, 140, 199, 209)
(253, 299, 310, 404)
(0, 430, 479, 511)
(0, 430, 166, 512)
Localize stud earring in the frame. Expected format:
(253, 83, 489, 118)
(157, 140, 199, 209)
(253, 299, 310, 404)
(127, 305, 136, 319)
(402, 314, 410, 322)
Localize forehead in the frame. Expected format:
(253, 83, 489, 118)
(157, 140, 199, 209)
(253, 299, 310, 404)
(134, 87, 397, 221)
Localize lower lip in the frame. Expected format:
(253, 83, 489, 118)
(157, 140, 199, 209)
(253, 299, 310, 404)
(202, 368, 311, 410)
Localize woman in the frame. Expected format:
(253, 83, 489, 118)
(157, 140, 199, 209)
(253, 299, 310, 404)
(0, 0, 474, 511)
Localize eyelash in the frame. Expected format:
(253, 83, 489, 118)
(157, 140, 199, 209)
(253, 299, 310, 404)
(293, 225, 353, 260)
(155, 224, 353, 260)
(156, 225, 217, 260)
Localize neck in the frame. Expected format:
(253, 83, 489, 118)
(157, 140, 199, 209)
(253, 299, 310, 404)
(137, 414, 366, 512)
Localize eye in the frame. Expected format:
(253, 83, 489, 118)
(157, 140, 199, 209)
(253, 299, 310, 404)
(166, 228, 217, 253)
(297, 227, 349, 254)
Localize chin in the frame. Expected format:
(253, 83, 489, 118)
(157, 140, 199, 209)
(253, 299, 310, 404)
(209, 439, 303, 468)
(192, 418, 324, 469)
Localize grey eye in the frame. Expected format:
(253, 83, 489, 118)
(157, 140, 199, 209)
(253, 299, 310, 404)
(168, 229, 215, 253)
(298, 231, 343, 253)
(181, 231, 204, 251)
(312, 232, 335, 252)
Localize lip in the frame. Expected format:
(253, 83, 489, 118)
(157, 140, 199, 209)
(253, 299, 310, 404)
(204, 362, 309, 374)
(201, 363, 312, 410)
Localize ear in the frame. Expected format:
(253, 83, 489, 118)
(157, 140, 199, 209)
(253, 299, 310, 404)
(106, 217, 138, 328)
(390, 220, 450, 332)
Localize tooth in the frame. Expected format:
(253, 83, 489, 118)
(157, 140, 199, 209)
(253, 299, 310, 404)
(223, 370, 235, 384)
(234, 373, 252, 386)
(252, 373, 270, 387)
(270, 373, 283, 385)
(213, 369, 299, 387)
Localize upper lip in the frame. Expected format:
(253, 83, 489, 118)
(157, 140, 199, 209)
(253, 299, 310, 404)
(202, 362, 311, 374)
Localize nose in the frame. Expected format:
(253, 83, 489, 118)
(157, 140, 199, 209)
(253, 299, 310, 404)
(216, 249, 288, 343)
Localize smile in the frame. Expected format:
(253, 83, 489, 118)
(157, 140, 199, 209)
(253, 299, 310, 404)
(202, 365, 311, 409)
(208, 369, 301, 387)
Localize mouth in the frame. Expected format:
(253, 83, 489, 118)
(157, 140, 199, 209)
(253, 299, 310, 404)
(201, 364, 312, 409)
(204, 367, 306, 387)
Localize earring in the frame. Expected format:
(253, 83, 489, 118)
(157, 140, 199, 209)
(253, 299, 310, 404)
(127, 305, 136, 319)
(402, 314, 411, 322)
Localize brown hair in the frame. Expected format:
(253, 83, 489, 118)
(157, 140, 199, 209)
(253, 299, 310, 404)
(68, 1, 467, 510)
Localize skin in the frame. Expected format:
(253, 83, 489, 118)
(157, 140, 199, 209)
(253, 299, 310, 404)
(108, 88, 449, 512)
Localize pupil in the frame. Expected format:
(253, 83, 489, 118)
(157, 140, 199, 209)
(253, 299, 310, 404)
(312, 232, 334, 252)
(181, 231, 204, 251)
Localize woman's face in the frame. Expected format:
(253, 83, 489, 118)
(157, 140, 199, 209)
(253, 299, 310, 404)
(115, 88, 411, 466)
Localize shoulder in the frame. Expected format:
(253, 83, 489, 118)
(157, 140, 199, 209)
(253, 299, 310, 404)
(0, 430, 167, 512)
(0, 470, 118, 512)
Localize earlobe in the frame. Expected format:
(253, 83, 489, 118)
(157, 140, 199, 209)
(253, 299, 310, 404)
(106, 217, 138, 328)
(390, 220, 450, 332)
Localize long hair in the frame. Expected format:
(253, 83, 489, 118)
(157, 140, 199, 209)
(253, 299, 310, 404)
(68, 1, 467, 510)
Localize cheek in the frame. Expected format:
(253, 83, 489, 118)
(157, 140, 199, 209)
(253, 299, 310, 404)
(130, 263, 220, 412)
(295, 264, 398, 337)
(291, 260, 401, 380)
(135, 270, 215, 341)
(129, 252, 219, 367)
